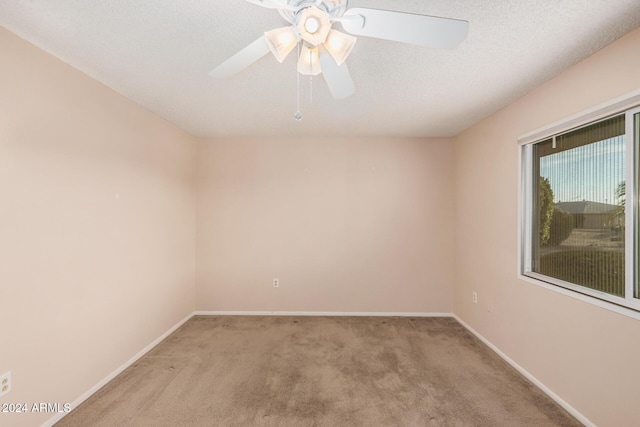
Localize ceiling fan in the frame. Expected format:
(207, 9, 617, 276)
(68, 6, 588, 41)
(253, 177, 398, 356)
(209, 0, 469, 100)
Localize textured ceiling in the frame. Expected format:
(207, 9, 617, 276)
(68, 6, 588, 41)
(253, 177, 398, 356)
(1, 1, 640, 138)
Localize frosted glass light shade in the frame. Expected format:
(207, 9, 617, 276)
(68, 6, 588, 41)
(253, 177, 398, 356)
(265, 26, 298, 62)
(297, 45, 321, 76)
(324, 29, 357, 65)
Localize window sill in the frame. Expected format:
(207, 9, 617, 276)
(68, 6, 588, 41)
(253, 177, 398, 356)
(518, 273, 640, 321)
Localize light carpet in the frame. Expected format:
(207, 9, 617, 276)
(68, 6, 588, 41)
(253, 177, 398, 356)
(56, 316, 581, 426)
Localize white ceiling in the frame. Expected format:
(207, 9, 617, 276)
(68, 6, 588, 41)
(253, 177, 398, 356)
(2, 1, 640, 138)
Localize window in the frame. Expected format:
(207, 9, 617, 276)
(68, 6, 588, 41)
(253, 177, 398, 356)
(520, 103, 640, 314)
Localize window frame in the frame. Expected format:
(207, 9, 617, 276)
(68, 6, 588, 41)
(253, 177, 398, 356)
(518, 90, 640, 318)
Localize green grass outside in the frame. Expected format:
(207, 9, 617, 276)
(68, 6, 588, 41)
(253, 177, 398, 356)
(539, 250, 625, 297)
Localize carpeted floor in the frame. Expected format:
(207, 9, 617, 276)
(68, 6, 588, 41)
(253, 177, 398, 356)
(56, 316, 581, 426)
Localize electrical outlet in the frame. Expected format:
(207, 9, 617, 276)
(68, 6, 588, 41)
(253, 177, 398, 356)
(273, 278, 279, 288)
(0, 372, 11, 397)
(472, 292, 478, 304)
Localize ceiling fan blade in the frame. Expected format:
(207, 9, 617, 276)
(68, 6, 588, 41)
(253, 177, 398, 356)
(209, 36, 271, 79)
(318, 45, 355, 99)
(341, 8, 468, 49)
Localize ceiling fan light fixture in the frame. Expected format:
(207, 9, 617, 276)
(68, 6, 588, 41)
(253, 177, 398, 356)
(264, 26, 298, 62)
(210, 1, 469, 102)
(305, 17, 319, 33)
(297, 45, 321, 76)
(297, 6, 331, 46)
(323, 29, 357, 65)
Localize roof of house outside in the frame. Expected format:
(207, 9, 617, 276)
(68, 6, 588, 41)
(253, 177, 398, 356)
(555, 201, 620, 214)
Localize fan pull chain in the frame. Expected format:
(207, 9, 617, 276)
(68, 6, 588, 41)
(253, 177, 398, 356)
(294, 42, 302, 121)
(309, 49, 313, 104)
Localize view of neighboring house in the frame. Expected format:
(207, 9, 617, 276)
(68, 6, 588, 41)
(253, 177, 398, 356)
(555, 201, 621, 229)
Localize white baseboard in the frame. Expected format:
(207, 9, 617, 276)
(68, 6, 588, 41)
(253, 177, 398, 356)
(193, 310, 453, 317)
(42, 312, 194, 427)
(452, 314, 594, 427)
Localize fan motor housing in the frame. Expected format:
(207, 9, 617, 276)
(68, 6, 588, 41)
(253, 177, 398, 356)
(279, 0, 347, 24)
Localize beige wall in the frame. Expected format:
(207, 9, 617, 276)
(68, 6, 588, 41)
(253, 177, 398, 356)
(0, 27, 197, 427)
(196, 137, 454, 313)
(452, 27, 640, 427)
